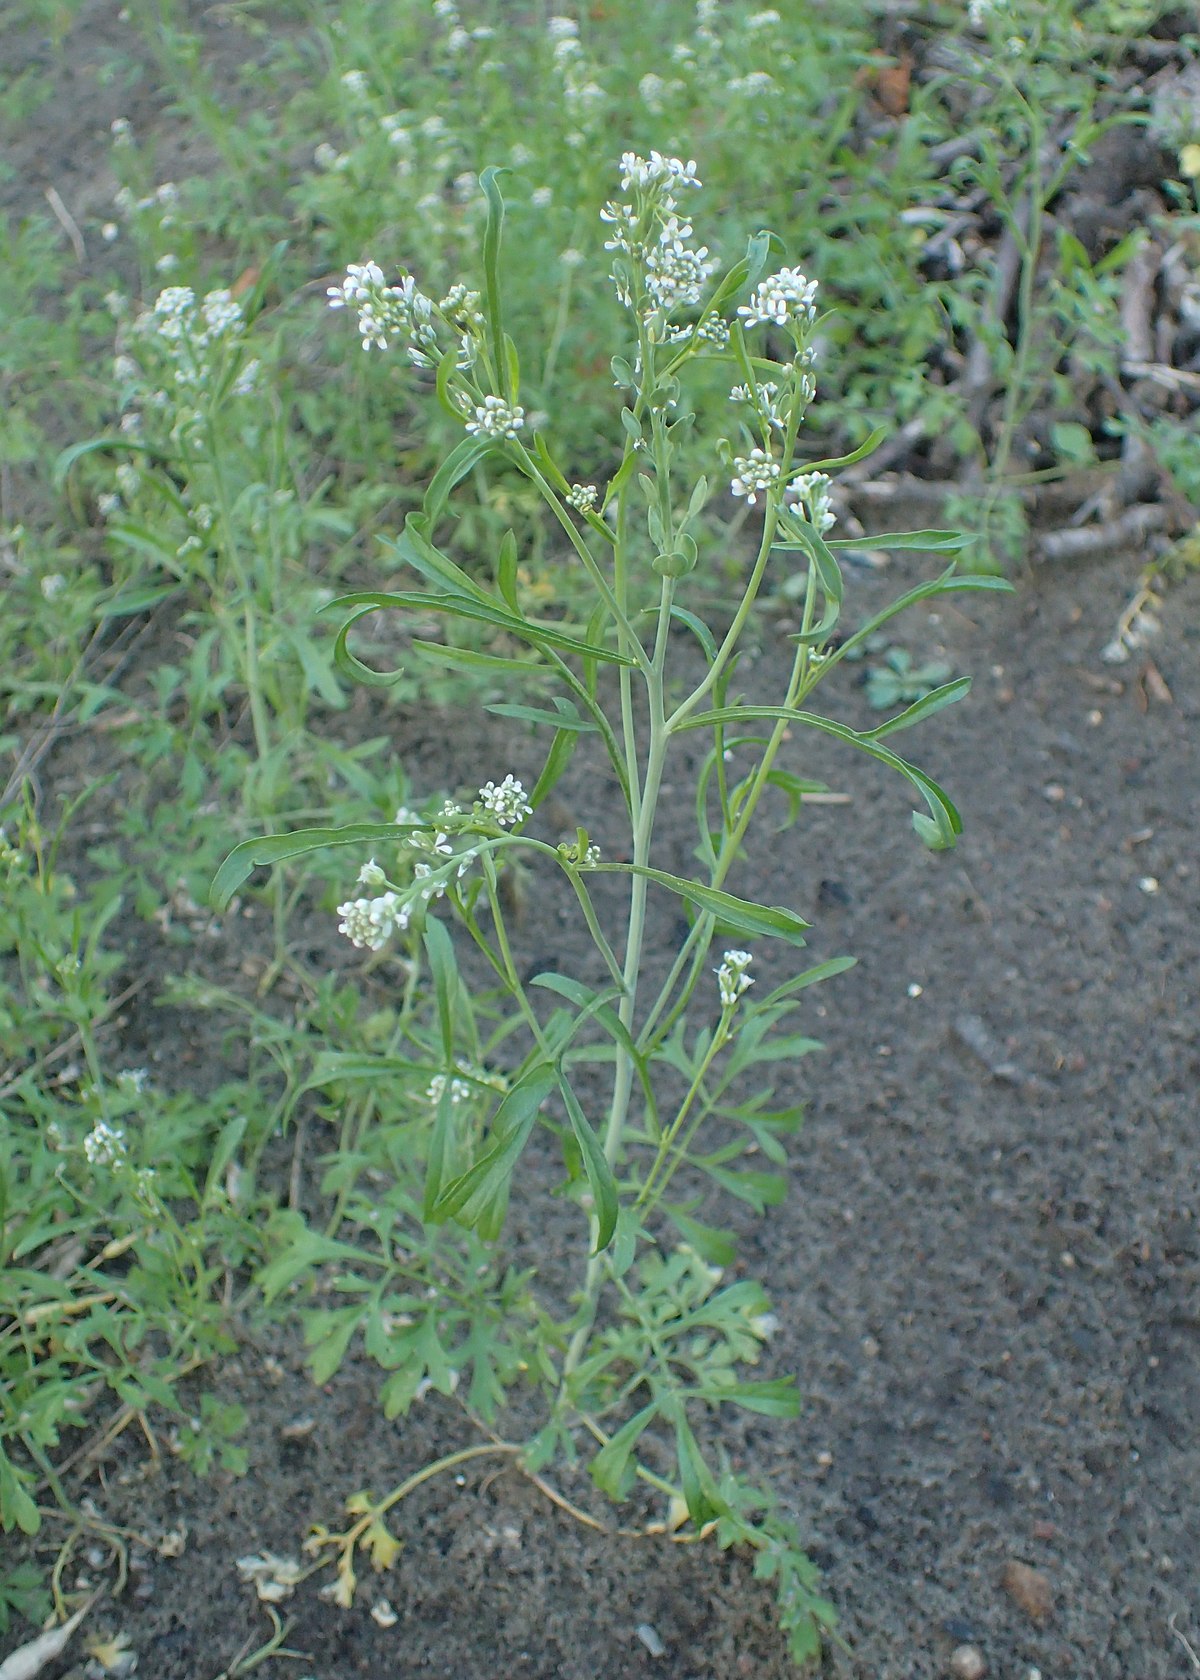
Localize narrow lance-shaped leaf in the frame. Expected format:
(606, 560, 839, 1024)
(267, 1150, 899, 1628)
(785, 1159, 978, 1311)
(555, 1071, 619, 1252)
(589, 863, 810, 946)
(212, 821, 425, 909)
(678, 706, 963, 850)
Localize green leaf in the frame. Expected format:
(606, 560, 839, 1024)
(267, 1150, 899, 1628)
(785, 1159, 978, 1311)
(555, 1071, 619, 1252)
(664, 1207, 737, 1267)
(203, 1114, 247, 1203)
(423, 917, 457, 1063)
(485, 699, 596, 732)
(671, 1408, 724, 1528)
(0, 1451, 40, 1535)
(532, 972, 655, 1130)
(789, 425, 886, 477)
(759, 955, 856, 1007)
(431, 1065, 556, 1238)
(529, 725, 580, 809)
(832, 563, 1013, 665)
(591, 863, 810, 945)
(393, 513, 496, 601)
(423, 435, 494, 528)
(327, 588, 637, 668)
(678, 707, 963, 852)
(480, 166, 510, 390)
(496, 528, 520, 611)
(589, 1403, 659, 1500)
(702, 1377, 800, 1418)
(668, 606, 718, 662)
(864, 676, 971, 741)
(211, 821, 415, 909)
(826, 528, 970, 553)
(411, 640, 540, 676)
(704, 1164, 787, 1212)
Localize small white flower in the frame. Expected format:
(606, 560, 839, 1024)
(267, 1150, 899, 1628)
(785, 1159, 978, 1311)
(730, 449, 780, 505)
(341, 69, 369, 96)
(478, 774, 532, 826)
(357, 858, 387, 888)
(738, 266, 818, 330)
(531, 186, 553, 208)
(788, 470, 836, 533)
(427, 1073, 473, 1105)
(336, 892, 406, 950)
(715, 949, 754, 1009)
(465, 396, 525, 440)
(40, 573, 67, 600)
(84, 1119, 128, 1167)
(619, 151, 700, 194)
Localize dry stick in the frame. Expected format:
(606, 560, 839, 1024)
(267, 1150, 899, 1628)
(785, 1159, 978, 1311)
(962, 220, 1025, 442)
(1119, 240, 1159, 368)
(1035, 502, 1170, 564)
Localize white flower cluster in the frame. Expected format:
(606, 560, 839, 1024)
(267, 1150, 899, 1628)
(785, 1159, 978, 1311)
(730, 448, 781, 505)
(478, 774, 532, 826)
(336, 892, 407, 951)
(715, 949, 754, 1009)
(126, 283, 250, 393)
(427, 1073, 473, 1105)
(644, 214, 715, 313)
(327, 262, 439, 361)
(738, 267, 818, 331)
(731, 379, 788, 432)
(602, 153, 713, 328)
(788, 469, 836, 534)
(465, 396, 525, 440)
(618, 151, 701, 195)
(84, 1119, 128, 1167)
(566, 482, 597, 513)
(548, 15, 605, 126)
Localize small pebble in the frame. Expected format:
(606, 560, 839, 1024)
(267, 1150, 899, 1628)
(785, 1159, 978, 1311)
(635, 1623, 665, 1657)
(949, 1645, 987, 1680)
(1001, 1558, 1054, 1623)
(1138, 876, 1159, 894)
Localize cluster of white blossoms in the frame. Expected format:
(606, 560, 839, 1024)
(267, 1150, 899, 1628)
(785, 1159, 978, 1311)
(125, 283, 255, 395)
(730, 379, 788, 433)
(602, 154, 713, 329)
(335, 778, 533, 952)
(730, 449, 781, 505)
(466, 396, 525, 440)
(565, 482, 598, 514)
(84, 1119, 128, 1167)
(738, 266, 818, 331)
(644, 214, 715, 313)
(788, 469, 836, 534)
(715, 949, 755, 1009)
(336, 891, 407, 951)
(327, 262, 440, 361)
(427, 1072, 474, 1105)
(478, 774, 532, 826)
(547, 15, 606, 128)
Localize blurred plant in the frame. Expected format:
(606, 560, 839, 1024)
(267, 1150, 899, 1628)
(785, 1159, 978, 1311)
(216, 155, 1010, 1664)
(0, 799, 265, 1550)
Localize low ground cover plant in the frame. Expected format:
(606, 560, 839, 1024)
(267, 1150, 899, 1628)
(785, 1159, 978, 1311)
(214, 153, 1011, 1661)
